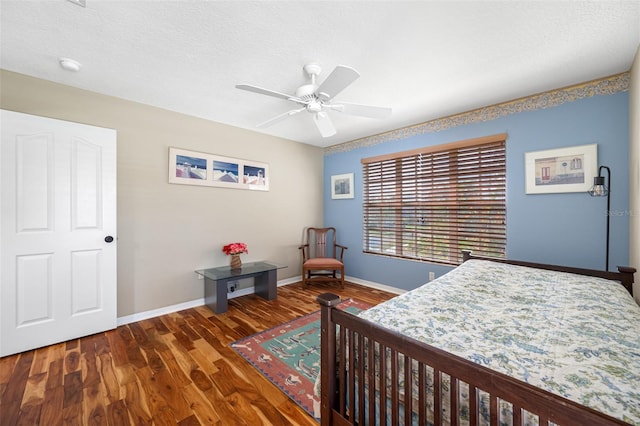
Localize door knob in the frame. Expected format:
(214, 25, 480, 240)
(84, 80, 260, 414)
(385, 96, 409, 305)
(104, 236, 114, 243)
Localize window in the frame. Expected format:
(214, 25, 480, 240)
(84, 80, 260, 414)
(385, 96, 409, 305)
(362, 134, 506, 265)
(570, 157, 582, 170)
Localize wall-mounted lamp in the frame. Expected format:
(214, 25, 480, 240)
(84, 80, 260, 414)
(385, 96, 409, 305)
(587, 165, 611, 270)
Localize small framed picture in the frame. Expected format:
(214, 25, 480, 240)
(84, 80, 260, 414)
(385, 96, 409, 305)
(525, 144, 598, 194)
(212, 159, 240, 185)
(169, 147, 210, 187)
(243, 162, 269, 191)
(331, 173, 354, 199)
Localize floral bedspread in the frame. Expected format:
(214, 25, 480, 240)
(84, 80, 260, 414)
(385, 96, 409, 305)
(357, 259, 640, 424)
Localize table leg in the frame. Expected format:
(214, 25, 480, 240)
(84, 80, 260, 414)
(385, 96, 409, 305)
(255, 269, 277, 300)
(204, 277, 229, 314)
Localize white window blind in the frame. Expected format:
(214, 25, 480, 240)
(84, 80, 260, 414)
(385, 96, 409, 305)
(362, 134, 507, 265)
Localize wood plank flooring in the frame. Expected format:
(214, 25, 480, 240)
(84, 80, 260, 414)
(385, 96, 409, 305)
(0, 281, 395, 425)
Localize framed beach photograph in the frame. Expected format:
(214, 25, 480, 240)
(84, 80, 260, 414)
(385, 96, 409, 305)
(168, 147, 210, 186)
(209, 154, 245, 189)
(242, 161, 269, 191)
(331, 173, 354, 199)
(212, 159, 240, 184)
(525, 144, 598, 194)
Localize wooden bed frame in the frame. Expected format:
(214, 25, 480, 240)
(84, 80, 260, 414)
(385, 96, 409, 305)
(317, 251, 636, 426)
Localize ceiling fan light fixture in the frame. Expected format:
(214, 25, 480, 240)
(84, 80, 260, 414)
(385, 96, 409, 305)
(307, 100, 322, 113)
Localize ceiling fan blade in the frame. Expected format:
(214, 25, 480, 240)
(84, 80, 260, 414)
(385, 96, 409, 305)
(316, 65, 360, 100)
(331, 102, 392, 119)
(257, 107, 306, 128)
(313, 112, 336, 138)
(236, 84, 305, 104)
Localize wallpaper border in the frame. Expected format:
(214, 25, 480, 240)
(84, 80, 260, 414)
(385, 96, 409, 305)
(324, 72, 630, 155)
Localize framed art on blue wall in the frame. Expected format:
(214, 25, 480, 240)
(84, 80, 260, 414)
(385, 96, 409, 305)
(525, 143, 597, 194)
(331, 173, 354, 199)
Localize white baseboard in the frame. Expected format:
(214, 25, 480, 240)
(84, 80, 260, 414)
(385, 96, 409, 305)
(344, 275, 406, 295)
(116, 276, 302, 326)
(117, 298, 205, 326)
(116, 275, 399, 326)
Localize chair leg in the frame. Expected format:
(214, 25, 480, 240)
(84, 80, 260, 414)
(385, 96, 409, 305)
(340, 267, 344, 289)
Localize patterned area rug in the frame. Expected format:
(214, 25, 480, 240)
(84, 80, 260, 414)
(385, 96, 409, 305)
(231, 299, 371, 421)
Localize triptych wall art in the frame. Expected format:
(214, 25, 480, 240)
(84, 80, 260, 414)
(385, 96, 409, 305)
(168, 147, 269, 191)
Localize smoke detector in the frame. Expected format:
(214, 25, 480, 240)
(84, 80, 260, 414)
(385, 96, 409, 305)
(59, 58, 82, 72)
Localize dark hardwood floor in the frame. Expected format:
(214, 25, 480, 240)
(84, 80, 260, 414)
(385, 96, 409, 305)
(0, 281, 396, 425)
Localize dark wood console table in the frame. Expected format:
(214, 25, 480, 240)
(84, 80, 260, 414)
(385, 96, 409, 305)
(195, 261, 286, 314)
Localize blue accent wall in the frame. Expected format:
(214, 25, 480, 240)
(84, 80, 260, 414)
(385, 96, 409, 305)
(324, 92, 630, 290)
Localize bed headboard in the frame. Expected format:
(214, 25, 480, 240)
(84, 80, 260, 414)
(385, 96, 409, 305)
(462, 250, 636, 296)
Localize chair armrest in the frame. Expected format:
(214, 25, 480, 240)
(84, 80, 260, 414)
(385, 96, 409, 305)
(336, 244, 347, 262)
(299, 244, 309, 261)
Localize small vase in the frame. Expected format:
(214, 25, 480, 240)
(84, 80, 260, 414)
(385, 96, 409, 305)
(230, 254, 242, 269)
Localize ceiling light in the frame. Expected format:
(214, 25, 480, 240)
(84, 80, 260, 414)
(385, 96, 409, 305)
(59, 58, 82, 72)
(66, 0, 86, 7)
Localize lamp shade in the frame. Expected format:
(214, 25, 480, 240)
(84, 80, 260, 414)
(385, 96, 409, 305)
(588, 175, 608, 197)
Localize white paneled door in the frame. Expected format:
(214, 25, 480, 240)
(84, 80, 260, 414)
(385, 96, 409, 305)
(1, 110, 117, 357)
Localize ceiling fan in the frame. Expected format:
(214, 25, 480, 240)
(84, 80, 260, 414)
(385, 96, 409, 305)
(236, 63, 392, 138)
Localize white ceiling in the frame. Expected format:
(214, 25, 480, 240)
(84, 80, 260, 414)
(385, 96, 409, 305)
(1, 1, 639, 148)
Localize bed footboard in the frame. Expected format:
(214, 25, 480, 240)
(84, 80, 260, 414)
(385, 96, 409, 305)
(317, 292, 629, 426)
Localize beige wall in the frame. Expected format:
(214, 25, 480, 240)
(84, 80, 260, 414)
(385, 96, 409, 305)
(0, 70, 324, 317)
(630, 46, 640, 304)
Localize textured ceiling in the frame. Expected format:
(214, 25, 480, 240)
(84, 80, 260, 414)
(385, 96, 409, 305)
(1, 1, 639, 148)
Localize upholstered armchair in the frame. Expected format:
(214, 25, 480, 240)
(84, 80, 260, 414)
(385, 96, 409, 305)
(299, 227, 347, 288)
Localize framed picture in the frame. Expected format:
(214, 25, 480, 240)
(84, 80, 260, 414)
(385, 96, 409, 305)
(525, 144, 598, 194)
(169, 147, 211, 187)
(243, 162, 269, 190)
(212, 159, 240, 185)
(169, 147, 269, 191)
(331, 173, 354, 199)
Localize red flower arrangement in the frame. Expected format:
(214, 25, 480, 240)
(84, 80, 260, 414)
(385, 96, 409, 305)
(222, 242, 248, 256)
